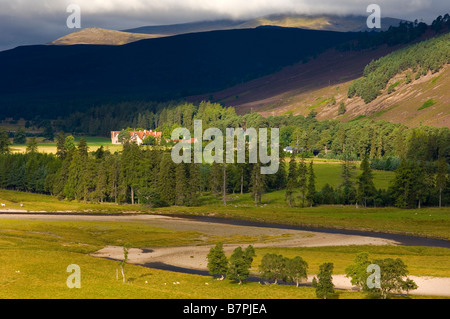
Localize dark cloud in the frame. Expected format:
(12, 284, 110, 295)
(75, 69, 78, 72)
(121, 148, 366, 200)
(0, 0, 448, 51)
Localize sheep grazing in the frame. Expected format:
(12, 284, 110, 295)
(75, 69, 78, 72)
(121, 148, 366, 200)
(1, 203, 5, 207)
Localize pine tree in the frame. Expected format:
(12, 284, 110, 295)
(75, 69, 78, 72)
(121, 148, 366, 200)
(436, 158, 448, 207)
(390, 159, 425, 209)
(121, 141, 142, 204)
(339, 155, 356, 204)
(13, 127, 27, 145)
(77, 138, 89, 158)
(250, 163, 265, 206)
(106, 153, 121, 203)
(95, 159, 108, 203)
(0, 128, 11, 154)
(285, 153, 298, 207)
(209, 162, 223, 198)
(64, 149, 84, 200)
(297, 156, 308, 207)
(306, 161, 316, 207)
(56, 131, 66, 159)
(188, 162, 201, 206)
(26, 137, 38, 154)
(64, 135, 76, 155)
(222, 163, 228, 206)
(175, 163, 188, 206)
(82, 157, 97, 202)
(357, 156, 377, 207)
(158, 152, 176, 205)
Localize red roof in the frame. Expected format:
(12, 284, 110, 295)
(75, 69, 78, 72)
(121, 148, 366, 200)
(111, 130, 162, 140)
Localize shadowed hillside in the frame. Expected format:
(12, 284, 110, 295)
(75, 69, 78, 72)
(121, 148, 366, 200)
(0, 27, 357, 119)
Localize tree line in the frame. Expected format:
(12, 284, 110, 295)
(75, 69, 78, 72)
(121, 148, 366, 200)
(207, 243, 417, 299)
(0, 132, 448, 209)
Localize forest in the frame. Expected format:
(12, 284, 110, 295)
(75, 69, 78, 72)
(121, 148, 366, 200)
(0, 102, 449, 209)
(348, 22, 450, 103)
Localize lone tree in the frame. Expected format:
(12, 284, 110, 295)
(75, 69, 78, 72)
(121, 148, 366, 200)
(118, 245, 130, 283)
(312, 262, 335, 299)
(207, 242, 228, 280)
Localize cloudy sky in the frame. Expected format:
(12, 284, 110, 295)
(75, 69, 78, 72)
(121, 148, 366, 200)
(0, 0, 448, 51)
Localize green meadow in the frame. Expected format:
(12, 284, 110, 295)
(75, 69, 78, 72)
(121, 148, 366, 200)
(0, 160, 448, 299)
(0, 218, 448, 299)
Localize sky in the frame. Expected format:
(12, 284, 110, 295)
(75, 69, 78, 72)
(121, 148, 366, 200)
(0, 0, 448, 51)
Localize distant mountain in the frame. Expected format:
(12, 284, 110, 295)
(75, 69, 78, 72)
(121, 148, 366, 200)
(240, 14, 406, 32)
(49, 27, 165, 46)
(48, 14, 406, 47)
(124, 19, 245, 35)
(124, 14, 406, 35)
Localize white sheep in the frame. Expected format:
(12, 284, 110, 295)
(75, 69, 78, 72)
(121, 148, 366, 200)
(1, 203, 5, 207)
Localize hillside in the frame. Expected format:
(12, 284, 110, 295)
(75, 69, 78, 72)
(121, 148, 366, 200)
(257, 64, 450, 128)
(48, 27, 164, 46)
(0, 27, 357, 119)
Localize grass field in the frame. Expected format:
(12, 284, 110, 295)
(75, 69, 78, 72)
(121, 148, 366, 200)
(9, 136, 123, 154)
(0, 218, 448, 299)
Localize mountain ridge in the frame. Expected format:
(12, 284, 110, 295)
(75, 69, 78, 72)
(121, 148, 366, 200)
(48, 14, 406, 46)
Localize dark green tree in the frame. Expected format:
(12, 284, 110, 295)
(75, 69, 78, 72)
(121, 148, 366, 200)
(158, 152, 176, 205)
(306, 161, 316, 207)
(339, 156, 356, 204)
(175, 162, 189, 206)
(250, 163, 265, 206)
(285, 153, 298, 207)
(56, 131, 66, 159)
(436, 158, 448, 207)
(42, 122, 54, 141)
(13, 127, 27, 145)
(297, 156, 307, 207)
(312, 262, 335, 299)
(0, 128, 11, 154)
(227, 247, 249, 285)
(357, 156, 377, 207)
(26, 137, 38, 154)
(207, 242, 228, 280)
